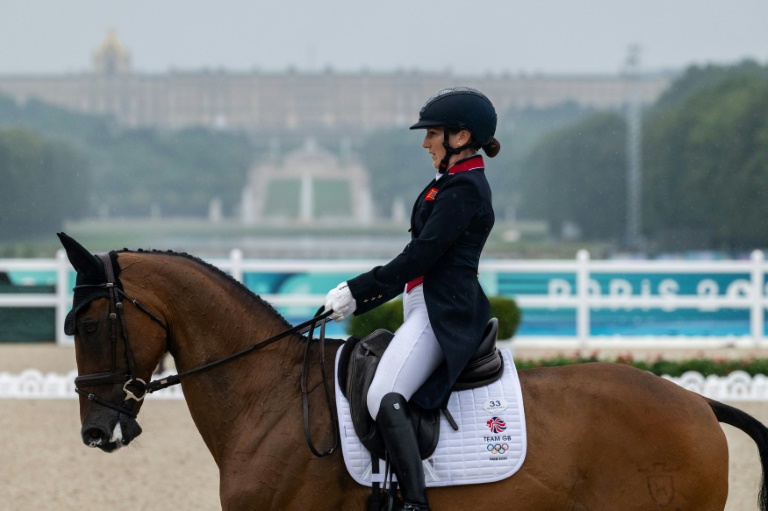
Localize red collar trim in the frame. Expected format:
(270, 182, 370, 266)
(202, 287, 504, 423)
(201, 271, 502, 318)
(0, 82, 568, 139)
(448, 155, 485, 175)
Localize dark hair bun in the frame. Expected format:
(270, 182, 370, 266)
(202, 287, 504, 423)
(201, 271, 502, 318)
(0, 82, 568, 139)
(482, 138, 501, 158)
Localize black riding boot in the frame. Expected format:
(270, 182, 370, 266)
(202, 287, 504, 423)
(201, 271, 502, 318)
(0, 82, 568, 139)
(376, 392, 431, 511)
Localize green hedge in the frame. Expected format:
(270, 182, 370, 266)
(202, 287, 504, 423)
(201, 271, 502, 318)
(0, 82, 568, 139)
(346, 296, 522, 340)
(514, 353, 768, 377)
(488, 297, 522, 339)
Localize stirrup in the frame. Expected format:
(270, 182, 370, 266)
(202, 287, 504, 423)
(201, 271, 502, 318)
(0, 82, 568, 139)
(368, 482, 400, 511)
(400, 504, 431, 511)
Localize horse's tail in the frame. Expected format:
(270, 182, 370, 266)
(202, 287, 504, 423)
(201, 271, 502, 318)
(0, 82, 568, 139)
(708, 398, 768, 511)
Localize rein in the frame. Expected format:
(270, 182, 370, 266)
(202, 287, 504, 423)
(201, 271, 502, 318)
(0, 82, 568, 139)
(73, 253, 338, 457)
(147, 306, 339, 458)
(145, 309, 332, 393)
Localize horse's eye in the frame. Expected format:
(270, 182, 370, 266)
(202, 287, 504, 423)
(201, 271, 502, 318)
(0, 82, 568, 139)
(83, 321, 98, 334)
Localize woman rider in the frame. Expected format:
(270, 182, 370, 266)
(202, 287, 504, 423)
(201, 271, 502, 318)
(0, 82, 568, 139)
(325, 87, 499, 511)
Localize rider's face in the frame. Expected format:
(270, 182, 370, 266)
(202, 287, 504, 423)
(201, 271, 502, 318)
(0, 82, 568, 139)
(422, 128, 446, 170)
(422, 128, 472, 169)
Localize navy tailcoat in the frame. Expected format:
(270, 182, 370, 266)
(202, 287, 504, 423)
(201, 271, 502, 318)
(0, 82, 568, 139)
(347, 155, 495, 409)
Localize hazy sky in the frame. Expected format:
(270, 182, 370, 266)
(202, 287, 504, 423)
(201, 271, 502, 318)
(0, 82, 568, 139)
(1, 0, 766, 76)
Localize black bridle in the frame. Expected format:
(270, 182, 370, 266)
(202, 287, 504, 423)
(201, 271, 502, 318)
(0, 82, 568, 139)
(73, 253, 338, 456)
(72, 254, 166, 418)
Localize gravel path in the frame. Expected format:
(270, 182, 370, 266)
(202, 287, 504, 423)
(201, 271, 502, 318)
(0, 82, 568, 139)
(1, 343, 765, 510)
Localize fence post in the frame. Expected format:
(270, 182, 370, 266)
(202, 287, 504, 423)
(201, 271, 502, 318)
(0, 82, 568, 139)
(55, 249, 71, 346)
(751, 250, 765, 346)
(230, 249, 244, 283)
(576, 249, 590, 348)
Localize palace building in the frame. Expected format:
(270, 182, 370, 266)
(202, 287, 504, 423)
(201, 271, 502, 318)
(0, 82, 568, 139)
(0, 32, 672, 135)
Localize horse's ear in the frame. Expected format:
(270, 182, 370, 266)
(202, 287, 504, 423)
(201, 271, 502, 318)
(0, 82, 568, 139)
(57, 232, 104, 279)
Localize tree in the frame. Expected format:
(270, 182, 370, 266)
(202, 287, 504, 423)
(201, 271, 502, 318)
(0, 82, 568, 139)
(0, 128, 89, 239)
(359, 128, 427, 219)
(93, 127, 255, 218)
(652, 60, 768, 111)
(513, 61, 768, 251)
(520, 112, 627, 241)
(488, 102, 596, 222)
(643, 75, 768, 249)
(0, 93, 255, 219)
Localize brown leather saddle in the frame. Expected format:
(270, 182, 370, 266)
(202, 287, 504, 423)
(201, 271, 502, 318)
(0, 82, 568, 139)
(337, 318, 504, 460)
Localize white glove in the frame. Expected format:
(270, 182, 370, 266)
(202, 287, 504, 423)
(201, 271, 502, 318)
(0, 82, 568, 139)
(324, 282, 357, 321)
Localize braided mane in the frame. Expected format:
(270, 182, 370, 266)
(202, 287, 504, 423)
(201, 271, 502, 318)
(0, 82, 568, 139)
(118, 248, 292, 329)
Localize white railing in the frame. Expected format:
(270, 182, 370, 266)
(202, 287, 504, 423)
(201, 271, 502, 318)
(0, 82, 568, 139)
(0, 369, 185, 400)
(2, 249, 768, 347)
(2, 368, 766, 401)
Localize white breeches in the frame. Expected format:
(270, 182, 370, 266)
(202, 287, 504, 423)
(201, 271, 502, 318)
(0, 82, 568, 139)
(366, 284, 444, 419)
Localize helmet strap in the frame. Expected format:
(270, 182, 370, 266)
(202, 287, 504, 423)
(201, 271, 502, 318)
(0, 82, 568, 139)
(439, 128, 468, 173)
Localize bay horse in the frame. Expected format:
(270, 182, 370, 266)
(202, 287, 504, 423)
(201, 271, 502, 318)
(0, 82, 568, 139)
(59, 232, 768, 511)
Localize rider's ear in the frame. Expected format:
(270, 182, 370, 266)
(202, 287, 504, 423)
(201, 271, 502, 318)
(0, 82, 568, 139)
(57, 232, 104, 280)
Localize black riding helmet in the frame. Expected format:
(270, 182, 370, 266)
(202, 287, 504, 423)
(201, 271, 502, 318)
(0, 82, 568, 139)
(410, 87, 499, 172)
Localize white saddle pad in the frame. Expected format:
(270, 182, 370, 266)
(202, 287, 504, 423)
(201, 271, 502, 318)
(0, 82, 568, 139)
(335, 348, 527, 488)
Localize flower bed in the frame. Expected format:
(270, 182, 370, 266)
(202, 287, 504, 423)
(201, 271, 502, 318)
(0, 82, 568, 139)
(514, 353, 768, 377)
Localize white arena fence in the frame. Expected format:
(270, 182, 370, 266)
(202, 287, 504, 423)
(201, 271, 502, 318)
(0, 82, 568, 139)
(3, 249, 768, 347)
(2, 368, 767, 401)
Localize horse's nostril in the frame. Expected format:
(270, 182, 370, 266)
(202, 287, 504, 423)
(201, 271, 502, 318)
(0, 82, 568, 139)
(83, 427, 106, 447)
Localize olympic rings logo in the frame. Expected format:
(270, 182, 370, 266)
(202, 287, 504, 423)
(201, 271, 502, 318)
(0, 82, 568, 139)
(487, 443, 509, 455)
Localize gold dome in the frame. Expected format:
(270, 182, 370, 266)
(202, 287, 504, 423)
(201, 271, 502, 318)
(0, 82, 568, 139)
(93, 29, 131, 75)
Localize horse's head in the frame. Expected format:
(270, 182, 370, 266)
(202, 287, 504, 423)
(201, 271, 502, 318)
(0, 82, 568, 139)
(58, 233, 169, 453)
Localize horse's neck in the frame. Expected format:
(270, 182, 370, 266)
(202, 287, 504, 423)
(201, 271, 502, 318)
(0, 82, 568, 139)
(150, 259, 310, 463)
(155, 258, 293, 372)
